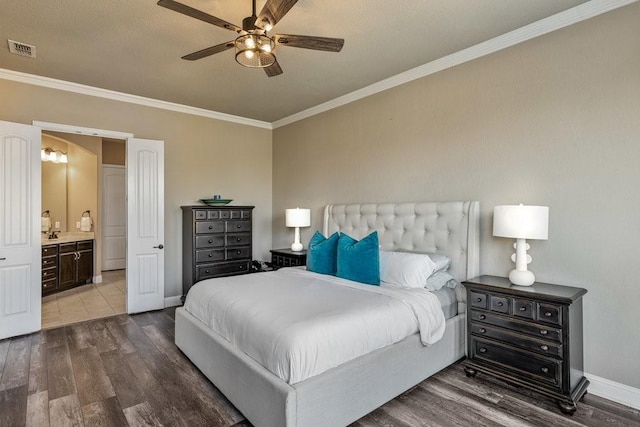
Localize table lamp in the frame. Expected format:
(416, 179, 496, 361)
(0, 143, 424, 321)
(286, 208, 310, 252)
(493, 204, 549, 286)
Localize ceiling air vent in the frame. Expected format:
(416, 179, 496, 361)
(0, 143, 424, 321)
(8, 40, 36, 58)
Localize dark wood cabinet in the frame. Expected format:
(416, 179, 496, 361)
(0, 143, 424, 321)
(42, 240, 94, 295)
(182, 206, 254, 299)
(462, 275, 588, 415)
(270, 248, 307, 268)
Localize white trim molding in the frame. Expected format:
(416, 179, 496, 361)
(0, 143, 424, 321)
(586, 373, 640, 410)
(0, 68, 272, 130)
(271, 0, 638, 128)
(34, 121, 134, 139)
(164, 295, 183, 308)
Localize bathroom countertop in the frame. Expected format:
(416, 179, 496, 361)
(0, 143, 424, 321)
(41, 232, 94, 245)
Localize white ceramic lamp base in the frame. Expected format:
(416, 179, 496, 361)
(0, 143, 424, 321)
(509, 238, 535, 286)
(291, 226, 303, 252)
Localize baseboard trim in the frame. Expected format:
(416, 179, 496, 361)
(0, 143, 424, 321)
(164, 295, 183, 308)
(93, 275, 103, 284)
(586, 372, 640, 410)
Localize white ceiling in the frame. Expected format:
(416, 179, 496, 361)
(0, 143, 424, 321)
(0, 0, 591, 123)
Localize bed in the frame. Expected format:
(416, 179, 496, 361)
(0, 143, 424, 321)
(175, 201, 479, 427)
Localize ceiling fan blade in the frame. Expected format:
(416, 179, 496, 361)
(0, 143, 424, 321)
(275, 34, 344, 52)
(255, 0, 298, 30)
(157, 0, 241, 33)
(181, 41, 235, 61)
(264, 60, 283, 77)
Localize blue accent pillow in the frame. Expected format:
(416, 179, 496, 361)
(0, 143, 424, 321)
(307, 231, 339, 275)
(337, 232, 380, 285)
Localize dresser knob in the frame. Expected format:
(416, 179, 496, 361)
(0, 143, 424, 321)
(479, 315, 486, 320)
(237, 250, 241, 255)
(519, 306, 527, 311)
(208, 254, 213, 257)
(540, 345, 549, 351)
(497, 302, 504, 307)
(237, 224, 242, 229)
(239, 265, 245, 270)
(545, 311, 553, 317)
(208, 239, 213, 243)
(237, 237, 241, 242)
(209, 225, 213, 230)
(205, 270, 210, 273)
(479, 347, 487, 353)
(476, 298, 482, 303)
(540, 329, 548, 335)
(541, 367, 549, 374)
(479, 328, 486, 334)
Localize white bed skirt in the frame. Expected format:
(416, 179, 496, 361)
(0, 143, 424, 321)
(175, 306, 466, 427)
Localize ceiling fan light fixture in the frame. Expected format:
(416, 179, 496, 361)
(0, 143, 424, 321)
(235, 32, 276, 68)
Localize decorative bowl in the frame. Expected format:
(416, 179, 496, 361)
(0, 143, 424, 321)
(200, 198, 233, 206)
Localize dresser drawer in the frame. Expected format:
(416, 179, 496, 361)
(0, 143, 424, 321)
(196, 221, 225, 234)
(226, 233, 251, 247)
(42, 245, 58, 257)
(471, 310, 562, 343)
(197, 261, 250, 280)
(196, 249, 225, 263)
(470, 337, 562, 389)
(537, 302, 563, 326)
(195, 235, 225, 249)
(226, 221, 251, 233)
(469, 291, 487, 309)
(513, 298, 535, 320)
(489, 294, 509, 314)
(42, 257, 57, 268)
(226, 246, 251, 260)
(470, 323, 562, 358)
(42, 268, 57, 281)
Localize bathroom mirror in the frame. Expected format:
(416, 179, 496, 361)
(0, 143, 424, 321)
(41, 160, 68, 233)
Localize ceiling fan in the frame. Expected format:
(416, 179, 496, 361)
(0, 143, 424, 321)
(157, 0, 344, 77)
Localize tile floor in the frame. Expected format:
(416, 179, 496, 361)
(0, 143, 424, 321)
(41, 269, 126, 329)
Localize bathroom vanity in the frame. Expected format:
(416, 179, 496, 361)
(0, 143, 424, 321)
(42, 234, 94, 295)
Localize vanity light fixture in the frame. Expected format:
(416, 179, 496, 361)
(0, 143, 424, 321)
(41, 147, 68, 164)
(493, 204, 549, 286)
(286, 208, 311, 252)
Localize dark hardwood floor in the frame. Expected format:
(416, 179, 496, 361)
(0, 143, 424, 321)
(1, 308, 639, 426)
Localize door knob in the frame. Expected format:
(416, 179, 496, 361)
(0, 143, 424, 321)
(154, 244, 164, 249)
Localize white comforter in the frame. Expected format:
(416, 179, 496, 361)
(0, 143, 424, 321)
(184, 268, 446, 384)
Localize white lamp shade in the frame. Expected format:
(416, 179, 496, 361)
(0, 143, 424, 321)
(285, 208, 310, 227)
(493, 205, 549, 240)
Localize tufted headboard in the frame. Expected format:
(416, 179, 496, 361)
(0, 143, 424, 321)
(323, 201, 479, 282)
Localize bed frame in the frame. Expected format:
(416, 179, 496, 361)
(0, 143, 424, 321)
(175, 201, 479, 427)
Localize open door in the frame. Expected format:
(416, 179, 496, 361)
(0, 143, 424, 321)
(126, 138, 164, 313)
(0, 120, 41, 339)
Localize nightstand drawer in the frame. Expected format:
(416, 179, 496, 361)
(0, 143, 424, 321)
(470, 291, 487, 309)
(470, 323, 562, 358)
(513, 298, 535, 319)
(537, 303, 562, 326)
(470, 310, 562, 343)
(471, 337, 561, 388)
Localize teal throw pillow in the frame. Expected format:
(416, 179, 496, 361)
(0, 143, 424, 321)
(337, 232, 380, 285)
(307, 231, 339, 275)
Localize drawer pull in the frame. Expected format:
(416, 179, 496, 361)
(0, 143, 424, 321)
(476, 298, 482, 303)
(239, 265, 245, 270)
(519, 306, 527, 311)
(237, 224, 242, 229)
(208, 239, 213, 243)
(236, 237, 242, 242)
(545, 311, 553, 317)
(205, 270, 210, 273)
(479, 347, 487, 353)
(541, 367, 549, 374)
(540, 345, 549, 351)
(479, 328, 486, 334)
(208, 254, 213, 257)
(237, 250, 241, 255)
(209, 225, 213, 230)
(539, 329, 548, 335)
(479, 315, 486, 320)
(497, 302, 504, 307)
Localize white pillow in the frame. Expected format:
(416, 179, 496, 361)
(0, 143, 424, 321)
(379, 251, 437, 289)
(425, 271, 460, 292)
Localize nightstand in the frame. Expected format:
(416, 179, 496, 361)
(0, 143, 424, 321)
(461, 275, 588, 415)
(270, 248, 307, 269)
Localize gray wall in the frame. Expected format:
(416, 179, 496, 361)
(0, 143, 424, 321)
(0, 79, 273, 300)
(272, 3, 640, 387)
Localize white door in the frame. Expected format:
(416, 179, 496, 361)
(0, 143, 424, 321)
(0, 121, 41, 339)
(126, 138, 164, 313)
(102, 165, 126, 270)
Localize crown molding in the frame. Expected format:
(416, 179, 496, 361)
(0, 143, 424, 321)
(0, 68, 272, 130)
(272, 0, 637, 129)
(0, 0, 635, 131)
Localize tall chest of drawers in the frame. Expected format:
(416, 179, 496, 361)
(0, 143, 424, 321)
(181, 205, 254, 300)
(462, 275, 588, 414)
